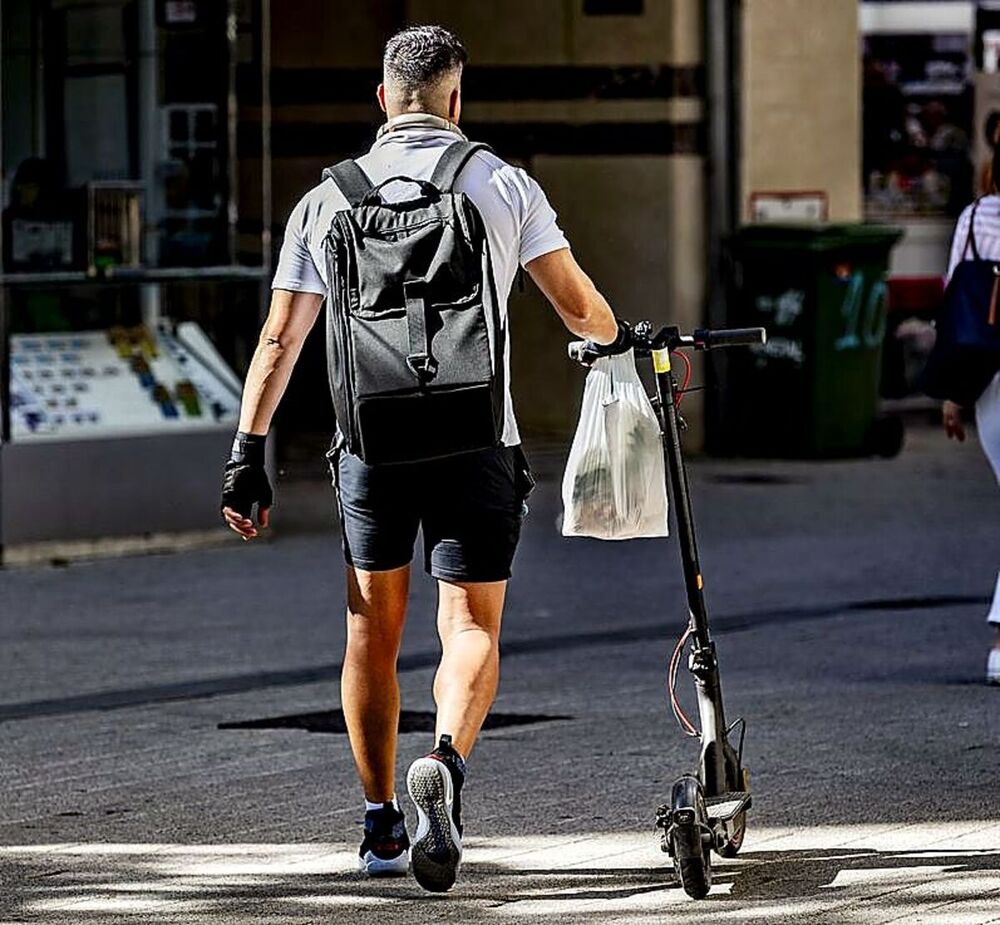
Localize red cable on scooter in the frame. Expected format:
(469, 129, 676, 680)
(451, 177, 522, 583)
(668, 623, 700, 737)
(673, 349, 693, 409)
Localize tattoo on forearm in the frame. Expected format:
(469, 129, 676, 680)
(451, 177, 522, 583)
(265, 336, 281, 347)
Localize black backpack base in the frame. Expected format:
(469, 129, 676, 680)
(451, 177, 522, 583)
(356, 383, 501, 465)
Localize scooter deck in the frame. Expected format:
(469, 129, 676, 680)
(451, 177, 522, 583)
(705, 791, 751, 823)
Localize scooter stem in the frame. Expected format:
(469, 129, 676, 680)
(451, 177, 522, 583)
(652, 344, 733, 797)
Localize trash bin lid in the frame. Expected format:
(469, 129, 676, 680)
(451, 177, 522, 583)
(733, 223, 904, 253)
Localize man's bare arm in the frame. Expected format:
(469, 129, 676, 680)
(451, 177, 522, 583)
(524, 248, 618, 345)
(222, 288, 323, 541)
(238, 289, 324, 435)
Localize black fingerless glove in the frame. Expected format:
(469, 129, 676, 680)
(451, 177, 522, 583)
(221, 432, 273, 518)
(580, 319, 633, 365)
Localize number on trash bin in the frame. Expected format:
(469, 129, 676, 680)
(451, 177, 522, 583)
(835, 271, 887, 352)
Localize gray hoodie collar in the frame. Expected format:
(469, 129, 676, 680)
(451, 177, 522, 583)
(375, 112, 466, 141)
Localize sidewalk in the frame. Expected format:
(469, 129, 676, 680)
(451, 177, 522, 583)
(1, 425, 998, 924)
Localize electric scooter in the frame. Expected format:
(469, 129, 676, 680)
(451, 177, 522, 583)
(570, 321, 767, 900)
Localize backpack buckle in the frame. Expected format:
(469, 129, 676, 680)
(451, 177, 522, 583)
(407, 353, 439, 382)
(404, 279, 438, 382)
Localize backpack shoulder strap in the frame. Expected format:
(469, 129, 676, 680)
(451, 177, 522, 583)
(430, 141, 494, 192)
(322, 159, 373, 208)
(964, 197, 984, 261)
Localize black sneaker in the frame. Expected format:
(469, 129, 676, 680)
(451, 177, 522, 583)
(406, 734, 466, 892)
(358, 802, 409, 877)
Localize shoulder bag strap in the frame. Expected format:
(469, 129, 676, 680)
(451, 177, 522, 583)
(322, 160, 374, 208)
(430, 141, 494, 192)
(964, 197, 984, 261)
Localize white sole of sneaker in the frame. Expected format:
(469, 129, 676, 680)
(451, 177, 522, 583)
(407, 757, 462, 893)
(987, 651, 1000, 685)
(357, 849, 409, 877)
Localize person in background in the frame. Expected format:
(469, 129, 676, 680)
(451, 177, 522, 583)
(942, 144, 1000, 685)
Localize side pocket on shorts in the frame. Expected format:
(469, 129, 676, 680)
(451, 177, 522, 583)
(325, 432, 354, 562)
(325, 432, 347, 514)
(513, 446, 535, 517)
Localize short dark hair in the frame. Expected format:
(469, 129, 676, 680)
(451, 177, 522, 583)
(383, 25, 467, 101)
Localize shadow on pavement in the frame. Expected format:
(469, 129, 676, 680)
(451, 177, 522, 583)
(6, 842, 999, 922)
(0, 592, 988, 724)
(218, 708, 572, 734)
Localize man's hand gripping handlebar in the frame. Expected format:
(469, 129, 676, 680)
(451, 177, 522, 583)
(569, 322, 766, 365)
(569, 319, 634, 367)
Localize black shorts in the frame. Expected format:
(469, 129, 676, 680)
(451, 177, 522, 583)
(327, 440, 534, 583)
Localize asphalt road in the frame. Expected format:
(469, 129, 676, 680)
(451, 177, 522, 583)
(1, 425, 999, 924)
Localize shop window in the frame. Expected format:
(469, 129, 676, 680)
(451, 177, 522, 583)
(863, 33, 974, 218)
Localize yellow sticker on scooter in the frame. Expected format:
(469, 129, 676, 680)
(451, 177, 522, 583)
(653, 348, 671, 373)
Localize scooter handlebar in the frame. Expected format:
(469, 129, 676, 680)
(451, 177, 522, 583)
(567, 326, 766, 365)
(693, 327, 767, 349)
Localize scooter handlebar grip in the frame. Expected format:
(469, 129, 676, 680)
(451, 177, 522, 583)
(698, 327, 767, 348)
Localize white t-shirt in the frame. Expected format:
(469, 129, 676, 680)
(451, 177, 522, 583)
(272, 118, 571, 446)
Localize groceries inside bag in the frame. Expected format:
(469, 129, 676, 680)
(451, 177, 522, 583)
(561, 350, 670, 540)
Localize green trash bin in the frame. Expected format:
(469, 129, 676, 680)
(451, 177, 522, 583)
(720, 223, 903, 458)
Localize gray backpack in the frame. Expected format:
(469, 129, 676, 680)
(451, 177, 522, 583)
(322, 141, 505, 465)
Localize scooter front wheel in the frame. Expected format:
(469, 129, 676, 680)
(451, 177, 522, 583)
(674, 852, 712, 900)
(668, 776, 713, 899)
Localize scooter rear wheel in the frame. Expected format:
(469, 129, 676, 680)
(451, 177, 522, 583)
(717, 810, 746, 858)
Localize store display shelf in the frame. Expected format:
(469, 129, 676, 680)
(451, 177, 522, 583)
(8, 420, 233, 444)
(7, 325, 240, 444)
(0, 265, 267, 287)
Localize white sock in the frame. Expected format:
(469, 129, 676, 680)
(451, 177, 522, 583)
(365, 796, 397, 813)
(987, 571, 1000, 625)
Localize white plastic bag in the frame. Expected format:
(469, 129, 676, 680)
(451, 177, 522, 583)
(561, 350, 670, 540)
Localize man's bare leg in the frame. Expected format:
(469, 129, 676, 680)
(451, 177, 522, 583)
(433, 579, 507, 758)
(405, 578, 506, 891)
(341, 565, 410, 802)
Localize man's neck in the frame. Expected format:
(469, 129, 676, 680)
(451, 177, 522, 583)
(377, 112, 464, 139)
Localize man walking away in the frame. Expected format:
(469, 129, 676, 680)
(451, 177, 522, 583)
(221, 24, 630, 892)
